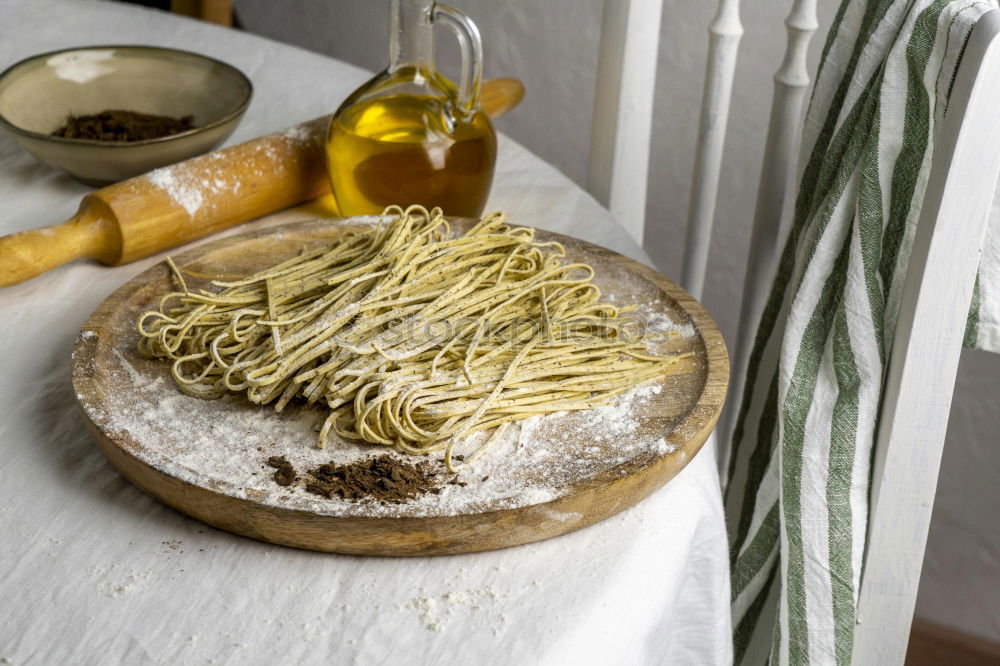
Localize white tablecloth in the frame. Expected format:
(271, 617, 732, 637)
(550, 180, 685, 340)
(0, 2, 732, 664)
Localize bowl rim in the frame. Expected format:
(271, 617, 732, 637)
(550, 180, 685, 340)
(0, 44, 253, 148)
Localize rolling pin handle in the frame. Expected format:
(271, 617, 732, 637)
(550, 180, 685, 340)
(0, 77, 523, 288)
(0, 205, 119, 287)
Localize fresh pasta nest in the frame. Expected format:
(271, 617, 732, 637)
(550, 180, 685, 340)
(137, 206, 685, 469)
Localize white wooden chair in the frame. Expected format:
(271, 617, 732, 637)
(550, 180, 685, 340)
(852, 11, 1000, 663)
(587, 0, 664, 246)
(586, 1, 1000, 663)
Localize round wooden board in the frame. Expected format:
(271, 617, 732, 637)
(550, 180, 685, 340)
(72, 218, 728, 556)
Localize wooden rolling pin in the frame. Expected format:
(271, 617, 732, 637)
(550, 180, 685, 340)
(0, 77, 524, 287)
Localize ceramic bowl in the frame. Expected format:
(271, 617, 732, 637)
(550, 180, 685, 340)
(0, 45, 252, 186)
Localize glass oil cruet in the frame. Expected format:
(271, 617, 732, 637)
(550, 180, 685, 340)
(326, 0, 497, 218)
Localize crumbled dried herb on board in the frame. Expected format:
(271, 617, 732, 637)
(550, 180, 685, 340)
(266, 456, 297, 487)
(263, 454, 444, 504)
(51, 109, 195, 141)
(306, 455, 441, 504)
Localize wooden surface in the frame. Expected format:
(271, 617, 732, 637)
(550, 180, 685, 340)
(0, 78, 524, 287)
(855, 10, 1000, 664)
(906, 619, 1000, 666)
(478, 77, 524, 119)
(71, 218, 729, 556)
(171, 0, 234, 26)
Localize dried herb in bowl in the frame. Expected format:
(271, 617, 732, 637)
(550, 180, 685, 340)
(52, 109, 195, 142)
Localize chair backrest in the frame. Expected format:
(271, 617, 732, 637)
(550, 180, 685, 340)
(680, 0, 748, 301)
(587, 0, 664, 246)
(586, 0, 815, 305)
(853, 10, 1000, 663)
(673, 2, 1000, 664)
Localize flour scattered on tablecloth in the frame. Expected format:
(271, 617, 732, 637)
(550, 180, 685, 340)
(407, 597, 445, 632)
(406, 585, 511, 633)
(87, 562, 153, 598)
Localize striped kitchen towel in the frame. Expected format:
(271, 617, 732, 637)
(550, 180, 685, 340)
(725, 1, 1000, 664)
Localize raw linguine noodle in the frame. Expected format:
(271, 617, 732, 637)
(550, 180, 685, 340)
(137, 206, 689, 471)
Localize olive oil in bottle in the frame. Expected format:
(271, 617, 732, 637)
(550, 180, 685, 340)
(325, 0, 497, 218)
(326, 89, 496, 217)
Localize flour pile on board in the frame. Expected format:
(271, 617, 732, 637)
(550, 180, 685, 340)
(76, 330, 683, 520)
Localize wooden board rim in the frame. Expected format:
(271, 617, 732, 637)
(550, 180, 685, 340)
(71, 217, 729, 556)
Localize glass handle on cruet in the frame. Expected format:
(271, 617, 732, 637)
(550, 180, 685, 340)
(431, 4, 484, 116)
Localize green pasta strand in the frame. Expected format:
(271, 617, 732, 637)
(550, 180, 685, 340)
(137, 205, 687, 471)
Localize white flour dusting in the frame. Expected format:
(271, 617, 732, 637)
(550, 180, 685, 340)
(75, 330, 687, 520)
(282, 125, 312, 142)
(406, 597, 445, 632)
(603, 275, 697, 345)
(111, 348, 145, 386)
(406, 585, 510, 633)
(147, 166, 205, 217)
(87, 562, 152, 598)
(645, 311, 696, 339)
(73, 234, 702, 520)
(141, 123, 322, 218)
(653, 437, 676, 455)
